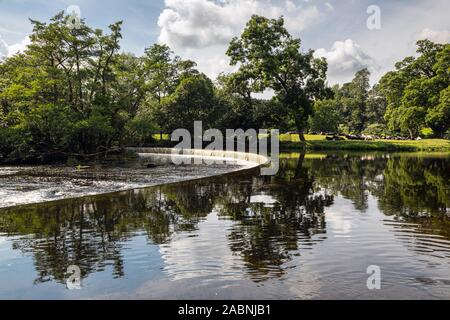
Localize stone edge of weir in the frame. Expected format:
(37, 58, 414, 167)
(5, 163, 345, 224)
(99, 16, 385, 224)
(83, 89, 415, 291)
(126, 147, 271, 168)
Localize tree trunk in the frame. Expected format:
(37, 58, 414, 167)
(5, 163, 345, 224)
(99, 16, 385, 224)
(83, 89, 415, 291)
(299, 132, 306, 142)
(294, 114, 306, 142)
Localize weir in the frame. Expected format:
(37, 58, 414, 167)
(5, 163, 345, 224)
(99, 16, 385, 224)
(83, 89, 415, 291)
(126, 147, 270, 167)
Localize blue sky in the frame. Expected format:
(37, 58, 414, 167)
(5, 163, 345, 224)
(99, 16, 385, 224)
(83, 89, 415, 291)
(1, 0, 449, 84)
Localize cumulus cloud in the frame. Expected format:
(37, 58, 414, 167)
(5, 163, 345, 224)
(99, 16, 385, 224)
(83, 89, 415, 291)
(0, 36, 8, 60)
(417, 28, 450, 44)
(0, 35, 30, 60)
(314, 39, 379, 84)
(158, 0, 324, 50)
(7, 36, 31, 56)
(157, 0, 328, 79)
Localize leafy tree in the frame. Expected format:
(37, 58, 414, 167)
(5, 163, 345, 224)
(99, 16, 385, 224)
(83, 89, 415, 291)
(215, 72, 256, 130)
(337, 68, 371, 134)
(380, 40, 449, 138)
(215, 73, 288, 130)
(156, 73, 218, 133)
(143, 44, 197, 104)
(309, 99, 342, 133)
(366, 84, 387, 125)
(426, 86, 450, 138)
(226, 15, 329, 141)
(0, 12, 150, 162)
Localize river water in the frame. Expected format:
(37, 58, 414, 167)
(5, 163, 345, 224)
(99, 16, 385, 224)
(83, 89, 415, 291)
(0, 152, 449, 299)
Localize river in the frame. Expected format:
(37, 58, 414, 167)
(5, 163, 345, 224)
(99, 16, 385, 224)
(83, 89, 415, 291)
(0, 152, 449, 299)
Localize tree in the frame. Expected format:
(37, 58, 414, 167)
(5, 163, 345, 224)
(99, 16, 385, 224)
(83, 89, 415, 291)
(156, 73, 218, 133)
(366, 84, 387, 126)
(215, 72, 288, 131)
(426, 86, 450, 138)
(0, 12, 149, 162)
(215, 72, 256, 130)
(143, 44, 197, 104)
(380, 40, 449, 138)
(226, 15, 329, 141)
(337, 68, 371, 134)
(309, 99, 342, 134)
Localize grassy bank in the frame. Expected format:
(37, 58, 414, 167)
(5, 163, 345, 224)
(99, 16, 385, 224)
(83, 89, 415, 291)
(150, 133, 450, 152)
(280, 134, 450, 152)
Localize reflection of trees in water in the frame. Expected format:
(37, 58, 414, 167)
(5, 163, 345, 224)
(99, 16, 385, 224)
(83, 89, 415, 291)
(0, 153, 448, 284)
(298, 153, 450, 262)
(216, 154, 334, 281)
(378, 157, 449, 218)
(303, 154, 388, 212)
(305, 153, 450, 238)
(0, 198, 129, 284)
(0, 171, 255, 284)
(376, 156, 450, 242)
(0, 188, 200, 284)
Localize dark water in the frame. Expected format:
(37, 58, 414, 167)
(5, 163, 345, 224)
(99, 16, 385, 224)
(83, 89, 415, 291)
(0, 152, 449, 300)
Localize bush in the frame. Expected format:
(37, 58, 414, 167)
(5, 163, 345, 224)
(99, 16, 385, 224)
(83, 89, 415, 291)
(420, 127, 434, 138)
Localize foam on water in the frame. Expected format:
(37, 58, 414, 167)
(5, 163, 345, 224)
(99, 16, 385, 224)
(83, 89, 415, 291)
(0, 154, 253, 208)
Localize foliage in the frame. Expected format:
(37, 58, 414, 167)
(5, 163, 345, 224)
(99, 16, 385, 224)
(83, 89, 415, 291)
(0, 12, 449, 163)
(380, 40, 450, 138)
(309, 99, 342, 133)
(362, 123, 388, 136)
(0, 12, 148, 162)
(226, 15, 329, 141)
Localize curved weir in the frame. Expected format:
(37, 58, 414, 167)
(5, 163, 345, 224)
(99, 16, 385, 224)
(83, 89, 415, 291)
(126, 147, 270, 167)
(0, 149, 268, 209)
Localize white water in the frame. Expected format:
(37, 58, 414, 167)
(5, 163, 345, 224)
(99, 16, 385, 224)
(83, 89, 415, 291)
(0, 154, 255, 209)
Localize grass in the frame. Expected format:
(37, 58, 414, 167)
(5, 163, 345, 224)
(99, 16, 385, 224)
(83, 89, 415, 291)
(150, 133, 450, 152)
(280, 134, 450, 152)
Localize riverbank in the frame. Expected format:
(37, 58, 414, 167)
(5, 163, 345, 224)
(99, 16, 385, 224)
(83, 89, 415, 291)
(151, 134, 450, 152)
(280, 134, 450, 152)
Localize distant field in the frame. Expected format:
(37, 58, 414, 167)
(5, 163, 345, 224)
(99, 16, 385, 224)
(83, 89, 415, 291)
(280, 134, 327, 142)
(151, 133, 450, 152)
(280, 134, 450, 151)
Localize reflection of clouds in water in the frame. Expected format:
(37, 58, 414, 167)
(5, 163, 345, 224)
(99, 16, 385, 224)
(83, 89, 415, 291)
(250, 194, 278, 207)
(286, 265, 323, 300)
(159, 210, 244, 282)
(325, 198, 357, 236)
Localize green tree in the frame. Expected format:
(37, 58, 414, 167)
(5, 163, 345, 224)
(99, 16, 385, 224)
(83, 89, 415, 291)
(309, 99, 342, 133)
(226, 15, 329, 141)
(366, 84, 387, 126)
(337, 68, 371, 134)
(0, 12, 150, 162)
(157, 73, 218, 133)
(380, 40, 449, 138)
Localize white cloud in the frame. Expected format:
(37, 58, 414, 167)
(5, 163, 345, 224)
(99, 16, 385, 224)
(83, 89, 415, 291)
(314, 39, 379, 84)
(0, 36, 8, 60)
(7, 36, 30, 56)
(0, 35, 30, 60)
(417, 28, 450, 44)
(158, 0, 323, 50)
(157, 0, 326, 79)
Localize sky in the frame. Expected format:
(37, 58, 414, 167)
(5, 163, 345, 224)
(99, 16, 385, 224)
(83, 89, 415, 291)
(0, 0, 449, 85)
